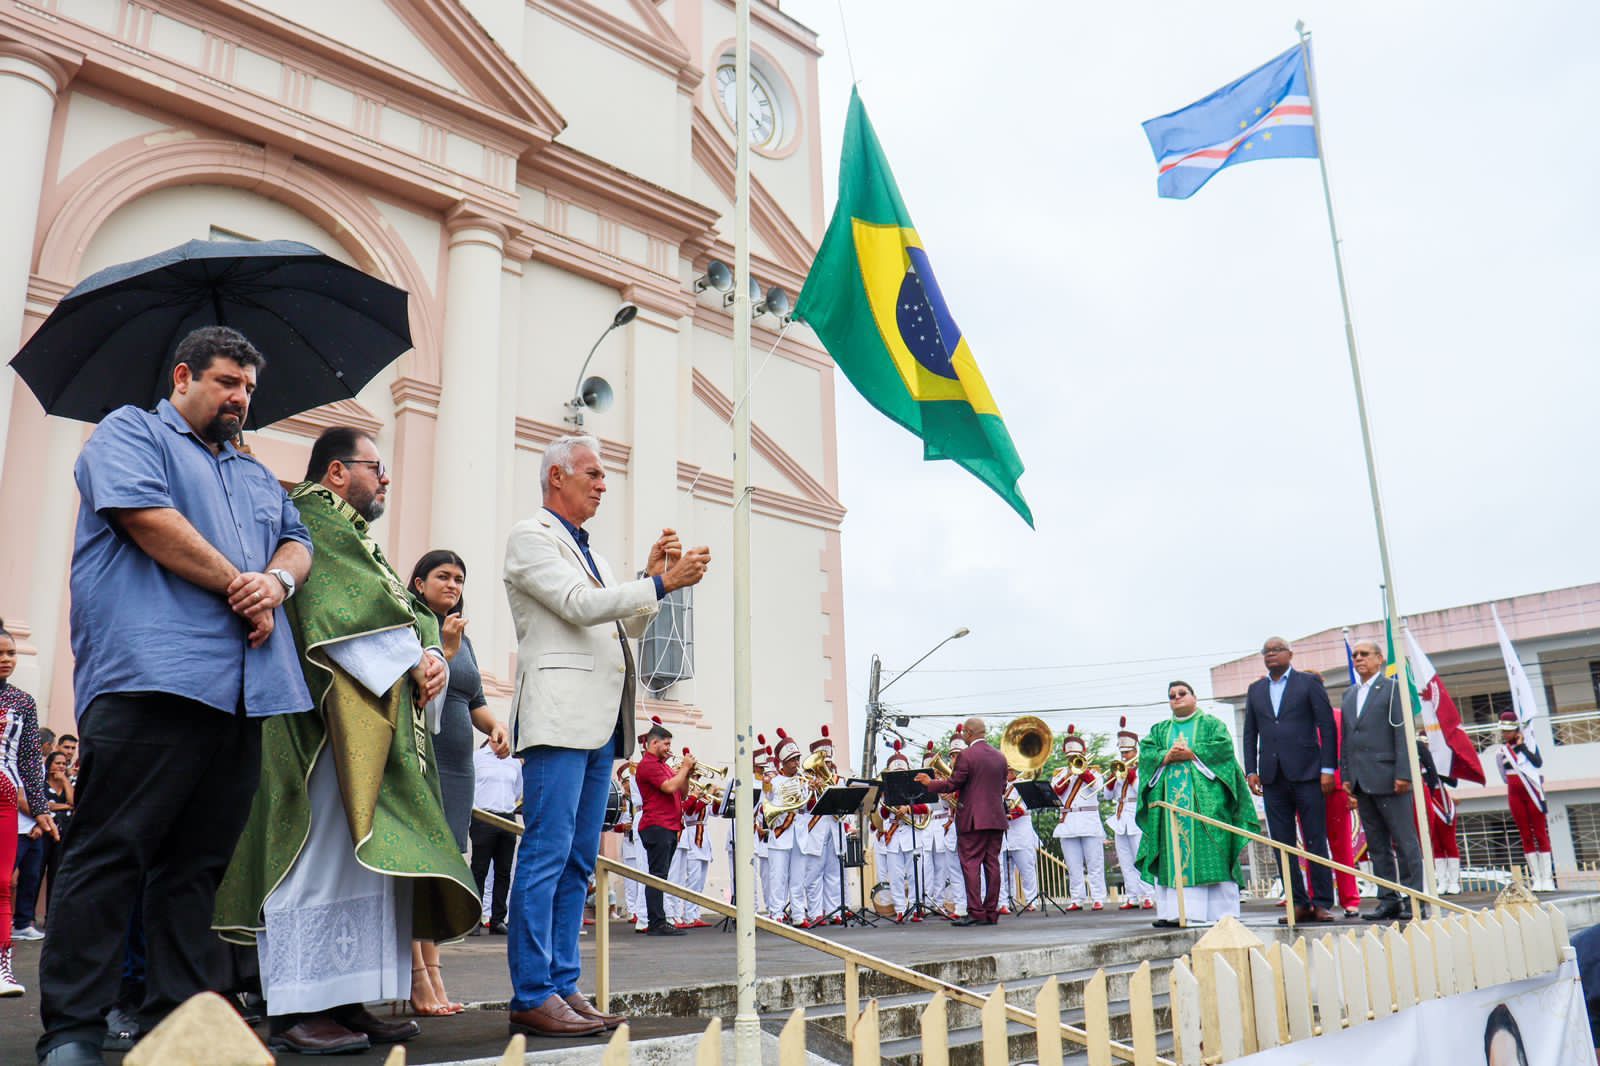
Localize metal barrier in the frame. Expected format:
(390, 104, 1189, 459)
(1152, 800, 1470, 931)
(473, 807, 1168, 1065)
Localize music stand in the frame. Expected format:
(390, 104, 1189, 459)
(811, 785, 877, 927)
(717, 788, 764, 932)
(1012, 779, 1070, 916)
(880, 769, 938, 921)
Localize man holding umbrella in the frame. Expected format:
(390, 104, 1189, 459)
(37, 326, 314, 1066)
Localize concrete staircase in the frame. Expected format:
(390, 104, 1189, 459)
(601, 926, 1206, 1065)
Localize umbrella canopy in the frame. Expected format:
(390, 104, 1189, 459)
(9, 238, 413, 428)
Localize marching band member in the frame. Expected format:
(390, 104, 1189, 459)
(764, 730, 809, 924)
(928, 738, 964, 917)
(914, 741, 939, 914)
(1001, 766, 1040, 913)
(1495, 710, 1554, 891)
(802, 727, 842, 927)
(754, 739, 774, 916)
(1420, 738, 1461, 895)
(1050, 726, 1107, 911)
(614, 726, 649, 932)
(1106, 719, 1154, 910)
(873, 742, 925, 922)
(667, 750, 714, 929)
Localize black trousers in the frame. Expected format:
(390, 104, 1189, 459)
(640, 825, 680, 928)
(1262, 775, 1334, 908)
(37, 693, 262, 1058)
(469, 815, 519, 925)
(1356, 789, 1424, 904)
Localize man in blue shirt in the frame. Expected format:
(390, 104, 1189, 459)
(38, 326, 313, 1066)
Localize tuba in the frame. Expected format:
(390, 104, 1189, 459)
(1002, 716, 1054, 779)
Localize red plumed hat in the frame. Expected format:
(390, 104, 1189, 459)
(811, 723, 833, 753)
(1117, 716, 1138, 745)
(1061, 724, 1086, 753)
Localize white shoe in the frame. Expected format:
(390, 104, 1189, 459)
(0, 947, 22, 996)
(11, 926, 44, 942)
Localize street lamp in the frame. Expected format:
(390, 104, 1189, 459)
(563, 303, 638, 427)
(862, 626, 969, 777)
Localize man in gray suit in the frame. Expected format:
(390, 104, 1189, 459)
(1341, 640, 1424, 921)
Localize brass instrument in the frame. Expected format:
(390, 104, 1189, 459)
(800, 749, 838, 789)
(1107, 758, 1128, 782)
(1001, 716, 1054, 779)
(687, 758, 728, 805)
(926, 754, 959, 810)
(1062, 752, 1089, 776)
(762, 772, 809, 819)
(909, 805, 931, 831)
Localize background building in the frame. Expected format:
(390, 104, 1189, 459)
(1211, 583, 1600, 883)
(0, 0, 845, 887)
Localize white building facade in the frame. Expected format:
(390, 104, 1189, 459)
(0, 0, 849, 882)
(1211, 583, 1600, 881)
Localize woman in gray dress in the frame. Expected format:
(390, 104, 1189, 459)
(407, 549, 511, 1015)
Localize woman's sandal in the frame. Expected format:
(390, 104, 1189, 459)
(425, 962, 466, 1014)
(409, 965, 455, 1016)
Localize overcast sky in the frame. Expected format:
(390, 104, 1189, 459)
(776, 1, 1600, 760)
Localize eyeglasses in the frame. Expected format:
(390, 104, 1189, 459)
(340, 458, 388, 479)
(1168, 691, 1191, 700)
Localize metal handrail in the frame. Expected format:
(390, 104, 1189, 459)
(474, 808, 1169, 1065)
(1151, 800, 1471, 932)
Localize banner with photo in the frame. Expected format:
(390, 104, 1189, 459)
(1236, 961, 1589, 1065)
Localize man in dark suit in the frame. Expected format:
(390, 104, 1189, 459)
(1243, 636, 1338, 923)
(917, 718, 1008, 925)
(1341, 640, 1424, 921)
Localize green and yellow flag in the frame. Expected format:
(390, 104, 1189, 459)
(795, 90, 1032, 527)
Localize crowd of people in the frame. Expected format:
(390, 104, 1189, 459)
(0, 322, 1560, 1065)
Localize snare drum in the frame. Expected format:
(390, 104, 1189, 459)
(602, 779, 624, 830)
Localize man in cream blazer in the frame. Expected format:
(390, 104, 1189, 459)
(502, 434, 708, 1039)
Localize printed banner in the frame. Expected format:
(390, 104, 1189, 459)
(1235, 960, 1589, 1065)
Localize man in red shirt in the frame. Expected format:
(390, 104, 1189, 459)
(634, 722, 693, 936)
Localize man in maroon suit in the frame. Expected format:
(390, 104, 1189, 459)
(917, 718, 1009, 926)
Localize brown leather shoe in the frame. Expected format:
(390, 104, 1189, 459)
(509, 994, 605, 1038)
(1308, 906, 1337, 922)
(268, 1017, 372, 1055)
(335, 1006, 421, 1044)
(565, 992, 626, 1030)
(1277, 904, 1315, 926)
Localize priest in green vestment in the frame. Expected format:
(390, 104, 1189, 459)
(215, 428, 480, 1056)
(1134, 680, 1260, 926)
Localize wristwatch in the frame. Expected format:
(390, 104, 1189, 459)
(269, 568, 297, 599)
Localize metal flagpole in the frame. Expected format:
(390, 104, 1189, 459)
(731, 0, 761, 1059)
(1296, 21, 1436, 899)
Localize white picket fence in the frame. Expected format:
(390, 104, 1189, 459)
(1165, 902, 1574, 1063)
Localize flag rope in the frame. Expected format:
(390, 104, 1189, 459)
(1297, 21, 1436, 892)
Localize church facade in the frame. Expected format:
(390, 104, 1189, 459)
(0, 0, 848, 783)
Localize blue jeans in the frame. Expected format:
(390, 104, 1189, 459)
(507, 743, 613, 1010)
(14, 832, 45, 929)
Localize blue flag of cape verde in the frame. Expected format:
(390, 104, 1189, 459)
(1143, 45, 1318, 199)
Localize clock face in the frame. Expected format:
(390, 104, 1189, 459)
(716, 63, 778, 147)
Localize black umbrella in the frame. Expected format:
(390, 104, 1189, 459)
(9, 238, 413, 428)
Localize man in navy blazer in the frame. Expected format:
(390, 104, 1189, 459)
(1243, 636, 1338, 922)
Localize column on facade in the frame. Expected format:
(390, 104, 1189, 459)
(626, 296, 688, 702)
(0, 43, 71, 480)
(486, 244, 529, 685)
(429, 205, 508, 660)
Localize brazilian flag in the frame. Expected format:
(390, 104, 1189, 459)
(795, 89, 1033, 527)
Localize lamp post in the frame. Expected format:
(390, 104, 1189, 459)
(861, 627, 970, 777)
(564, 303, 638, 427)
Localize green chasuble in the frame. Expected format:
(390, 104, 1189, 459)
(215, 483, 480, 943)
(1133, 712, 1260, 890)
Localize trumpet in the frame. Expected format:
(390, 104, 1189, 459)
(688, 757, 728, 804)
(1062, 752, 1089, 776)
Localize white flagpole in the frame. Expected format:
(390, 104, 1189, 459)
(1296, 21, 1436, 897)
(731, 0, 760, 1060)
